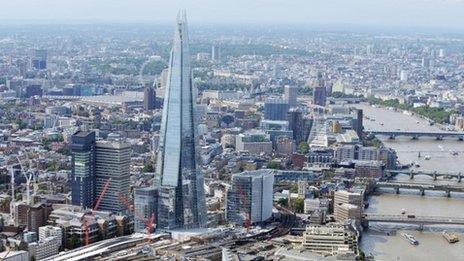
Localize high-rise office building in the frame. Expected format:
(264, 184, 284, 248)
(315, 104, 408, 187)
(284, 85, 298, 108)
(155, 11, 207, 230)
(71, 131, 131, 213)
(211, 45, 220, 61)
(95, 140, 131, 213)
(287, 108, 305, 144)
(32, 49, 47, 70)
(70, 131, 96, 209)
(226, 170, 274, 225)
(134, 187, 158, 233)
(355, 109, 363, 139)
(313, 86, 327, 107)
(143, 86, 156, 111)
(264, 99, 290, 120)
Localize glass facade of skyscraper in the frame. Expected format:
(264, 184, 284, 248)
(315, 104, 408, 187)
(155, 11, 206, 230)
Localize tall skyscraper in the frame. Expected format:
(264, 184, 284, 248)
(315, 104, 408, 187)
(211, 45, 220, 61)
(155, 11, 207, 230)
(70, 131, 96, 209)
(284, 85, 298, 108)
(313, 86, 327, 107)
(32, 49, 47, 70)
(143, 86, 156, 111)
(287, 108, 305, 144)
(226, 170, 274, 225)
(71, 131, 131, 213)
(95, 140, 131, 213)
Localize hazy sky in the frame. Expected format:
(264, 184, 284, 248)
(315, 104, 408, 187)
(1, 0, 464, 28)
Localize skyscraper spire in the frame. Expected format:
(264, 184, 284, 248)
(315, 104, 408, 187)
(155, 11, 206, 230)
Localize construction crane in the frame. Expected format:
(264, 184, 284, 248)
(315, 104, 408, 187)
(15, 155, 34, 205)
(9, 167, 15, 224)
(83, 178, 112, 246)
(8, 152, 35, 225)
(237, 184, 252, 232)
(117, 192, 156, 240)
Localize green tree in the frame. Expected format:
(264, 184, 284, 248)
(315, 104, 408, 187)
(298, 142, 310, 154)
(267, 161, 281, 170)
(67, 234, 80, 249)
(294, 197, 305, 213)
(277, 198, 288, 207)
(142, 164, 154, 173)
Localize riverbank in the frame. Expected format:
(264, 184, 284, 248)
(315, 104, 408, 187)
(367, 96, 453, 124)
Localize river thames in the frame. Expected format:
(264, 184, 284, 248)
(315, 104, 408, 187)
(356, 103, 464, 261)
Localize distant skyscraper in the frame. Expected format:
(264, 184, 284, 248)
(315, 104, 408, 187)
(287, 108, 305, 144)
(313, 86, 327, 107)
(143, 86, 156, 111)
(438, 48, 445, 58)
(32, 49, 47, 70)
(421, 57, 430, 68)
(400, 70, 409, 82)
(226, 170, 274, 225)
(70, 131, 96, 209)
(355, 109, 363, 140)
(155, 11, 207, 230)
(284, 85, 298, 108)
(211, 45, 220, 61)
(95, 140, 131, 213)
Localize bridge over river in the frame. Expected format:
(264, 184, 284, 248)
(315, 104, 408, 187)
(375, 181, 464, 197)
(363, 214, 464, 229)
(366, 130, 464, 140)
(386, 169, 463, 182)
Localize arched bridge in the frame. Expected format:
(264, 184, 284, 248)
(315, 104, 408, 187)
(386, 170, 462, 182)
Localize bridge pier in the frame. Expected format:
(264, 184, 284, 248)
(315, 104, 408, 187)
(418, 224, 424, 231)
(458, 173, 462, 183)
(412, 135, 419, 140)
(446, 189, 451, 198)
(419, 188, 425, 196)
(436, 135, 444, 140)
(410, 172, 414, 179)
(361, 220, 369, 229)
(394, 186, 400, 194)
(433, 172, 437, 181)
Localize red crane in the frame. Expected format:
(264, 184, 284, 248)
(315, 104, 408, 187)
(83, 178, 112, 246)
(237, 184, 252, 232)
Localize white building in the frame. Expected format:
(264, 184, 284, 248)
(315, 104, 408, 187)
(38, 225, 63, 245)
(235, 130, 273, 155)
(302, 223, 358, 256)
(0, 251, 29, 261)
(28, 236, 61, 260)
(334, 190, 363, 222)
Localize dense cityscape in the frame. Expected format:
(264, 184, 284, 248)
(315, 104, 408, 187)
(0, 3, 464, 261)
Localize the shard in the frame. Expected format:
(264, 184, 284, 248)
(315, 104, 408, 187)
(155, 10, 206, 230)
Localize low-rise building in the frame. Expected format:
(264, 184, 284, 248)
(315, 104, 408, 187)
(301, 223, 358, 256)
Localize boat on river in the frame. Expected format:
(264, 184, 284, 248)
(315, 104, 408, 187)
(442, 231, 459, 243)
(402, 233, 419, 245)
